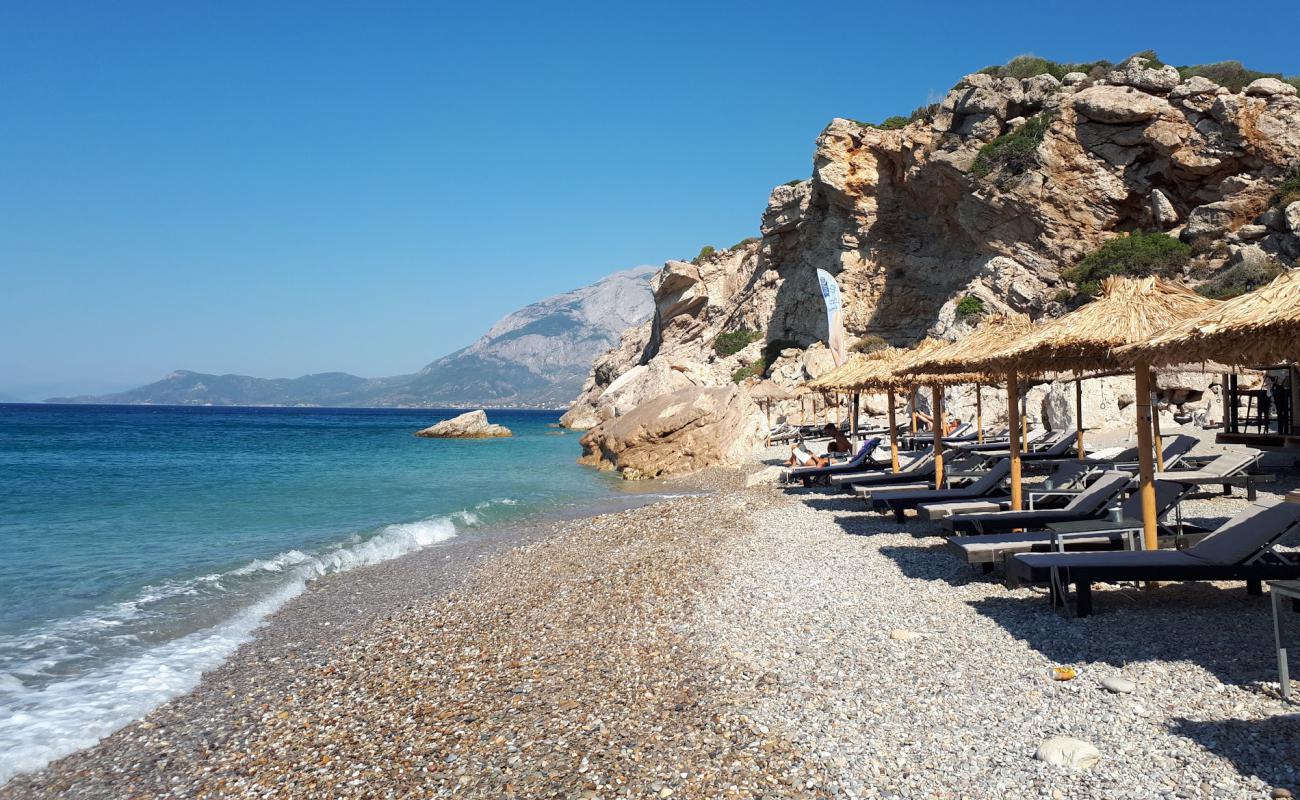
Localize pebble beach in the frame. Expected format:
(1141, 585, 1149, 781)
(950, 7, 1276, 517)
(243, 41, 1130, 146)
(4, 457, 1300, 798)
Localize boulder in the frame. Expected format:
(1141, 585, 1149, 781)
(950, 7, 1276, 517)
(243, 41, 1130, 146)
(578, 385, 766, 479)
(1246, 78, 1299, 98)
(1150, 189, 1178, 227)
(1287, 201, 1300, 235)
(415, 410, 512, 438)
(1106, 57, 1180, 94)
(1061, 71, 1088, 87)
(1035, 736, 1102, 770)
(1022, 73, 1062, 105)
(1185, 200, 1243, 240)
(1073, 85, 1169, 124)
(1170, 75, 1221, 100)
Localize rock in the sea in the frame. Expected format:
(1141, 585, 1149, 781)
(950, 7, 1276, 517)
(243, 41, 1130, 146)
(578, 385, 765, 479)
(1101, 676, 1136, 694)
(414, 410, 512, 438)
(1035, 736, 1102, 770)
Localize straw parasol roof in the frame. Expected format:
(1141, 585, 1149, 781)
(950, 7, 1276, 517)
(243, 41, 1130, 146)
(1116, 268, 1300, 368)
(747, 380, 794, 402)
(901, 313, 1036, 380)
(953, 276, 1221, 375)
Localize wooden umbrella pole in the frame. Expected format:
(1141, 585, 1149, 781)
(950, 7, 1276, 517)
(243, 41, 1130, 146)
(975, 383, 984, 443)
(931, 385, 945, 489)
(851, 392, 860, 443)
(886, 386, 900, 473)
(910, 385, 919, 434)
(1007, 371, 1023, 511)
(1135, 363, 1159, 551)
(1075, 376, 1086, 461)
(1020, 392, 1029, 450)
(764, 400, 771, 447)
(1151, 371, 1166, 471)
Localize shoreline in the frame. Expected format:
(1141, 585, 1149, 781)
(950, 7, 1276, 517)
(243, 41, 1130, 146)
(5, 457, 1300, 797)
(0, 475, 712, 794)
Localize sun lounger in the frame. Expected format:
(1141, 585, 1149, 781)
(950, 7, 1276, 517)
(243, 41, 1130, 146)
(1154, 448, 1269, 500)
(916, 459, 1098, 521)
(783, 437, 883, 487)
(830, 450, 935, 489)
(964, 428, 1078, 463)
(867, 459, 1013, 522)
(940, 470, 1131, 535)
(945, 480, 1195, 569)
(1005, 499, 1300, 617)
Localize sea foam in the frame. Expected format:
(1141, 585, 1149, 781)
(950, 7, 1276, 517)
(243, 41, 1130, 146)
(0, 504, 498, 786)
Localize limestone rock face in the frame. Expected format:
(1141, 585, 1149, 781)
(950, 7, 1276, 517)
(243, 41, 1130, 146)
(563, 54, 1300, 441)
(415, 410, 512, 438)
(578, 385, 766, 479)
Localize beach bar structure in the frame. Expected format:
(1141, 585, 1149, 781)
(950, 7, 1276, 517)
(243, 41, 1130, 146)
(948, 276, 1221, 550)
(1119, 269, 1300, 450)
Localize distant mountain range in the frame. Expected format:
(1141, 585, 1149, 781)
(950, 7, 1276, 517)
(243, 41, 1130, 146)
(47, 266, 657, 408)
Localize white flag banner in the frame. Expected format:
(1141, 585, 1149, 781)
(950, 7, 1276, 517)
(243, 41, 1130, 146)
(816, 269, 847, 367)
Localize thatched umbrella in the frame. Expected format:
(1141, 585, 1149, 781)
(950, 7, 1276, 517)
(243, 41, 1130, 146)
(1117, 268, 1300, 367)
(749, 380, 794, 446)
(903, 313, 1037, 507)
(956, 276, 1221, 548)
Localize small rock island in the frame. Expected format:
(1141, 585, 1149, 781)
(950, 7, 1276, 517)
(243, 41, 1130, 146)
(414, 410, 512, 438)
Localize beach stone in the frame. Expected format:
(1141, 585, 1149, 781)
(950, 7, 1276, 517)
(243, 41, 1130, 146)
(746, 465, 785, 487)
(1101, 676, 1136, 694)
(1272, 788, 1293, 799)
(889, 629, 920, 641)
(1035, 736, 1102, 770)
(414, 410, 512, 438)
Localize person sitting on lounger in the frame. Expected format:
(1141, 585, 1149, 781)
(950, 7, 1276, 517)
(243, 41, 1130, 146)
(822, 423, 852, 454)
(914, 410, 962, 435)
(788, 442, 829, 468)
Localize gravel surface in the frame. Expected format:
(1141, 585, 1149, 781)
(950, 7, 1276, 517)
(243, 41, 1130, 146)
(5, 442, 1300, 798)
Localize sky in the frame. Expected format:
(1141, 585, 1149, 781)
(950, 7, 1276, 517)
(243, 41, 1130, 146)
(1, 0, 1296, 397)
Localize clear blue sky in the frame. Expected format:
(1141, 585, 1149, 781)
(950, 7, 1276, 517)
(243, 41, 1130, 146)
(1, 0, 1295, 396)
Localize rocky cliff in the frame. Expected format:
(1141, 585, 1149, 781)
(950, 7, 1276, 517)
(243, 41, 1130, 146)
(565, 54, 1300, 433)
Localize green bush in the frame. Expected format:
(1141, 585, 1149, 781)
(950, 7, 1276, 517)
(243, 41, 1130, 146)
(1060, 231, 1191, 300)
(782, 179, 803, 187)
(1196, 254, 1287, 299)
(713, 329, 763, 358)
(692, 245, 716, 264)
(976, 54, 1112, 82)
(909, 104, 938, 123)
(855, 116, 910, 131)
(971, 113, 1052, 178)
(851, 334, 888, 354)
(1273, 169, 1300, 210)
(731, 358, 766, 383)
(955, 294, 986, 320)
(1052, 287, 1075, 304)
(1175, 60, 1299, 92)
(730, 236, 760, 251)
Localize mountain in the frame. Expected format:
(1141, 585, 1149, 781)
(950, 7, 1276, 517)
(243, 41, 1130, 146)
(564, 52, 1300, 429)
(48, 266, 657, 408)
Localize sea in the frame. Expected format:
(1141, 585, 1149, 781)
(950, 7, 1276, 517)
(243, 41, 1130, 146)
(0, 403, 651, 784)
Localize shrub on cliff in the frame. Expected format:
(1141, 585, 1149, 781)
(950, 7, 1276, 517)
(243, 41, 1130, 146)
(977, 54, 1111, 81)
(1176, 60, 1300, 92)
(1060, 231, 1190, 299)
(713, 329, 762, 358)
(955, 295, 986, 320)
(855, 116, 910, 131)
(731, 358, 765, 383)
(1196, 253, 1286, 299)
(692, 245, 716, 264)
(851, 334, 888, 354)
(971, 113, 1052, 179)
(1273, 169, 1300, 209)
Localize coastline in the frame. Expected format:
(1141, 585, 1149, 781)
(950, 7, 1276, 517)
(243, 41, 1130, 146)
(5, 459, 1300, 797)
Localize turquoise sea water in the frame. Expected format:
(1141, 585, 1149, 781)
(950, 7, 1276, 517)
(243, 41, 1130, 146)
(0, 404, 636, 783)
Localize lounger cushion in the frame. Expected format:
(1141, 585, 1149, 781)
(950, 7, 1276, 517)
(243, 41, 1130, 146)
(918, 499, 1006, 520)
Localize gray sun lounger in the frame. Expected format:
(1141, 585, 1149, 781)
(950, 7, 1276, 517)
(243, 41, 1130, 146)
(945, 480, 1196, 570)
(1006, 499, 1300, 617)
(830, 450, 935, 490)
(940, 470, 1132, 535)
(867, 459, 1013, 521)
(1155, 448, 1270, 500)
(783, 437, 884, 487)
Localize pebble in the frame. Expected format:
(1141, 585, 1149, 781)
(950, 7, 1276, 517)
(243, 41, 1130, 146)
(1035, 737, 1102, 770)
(889, 629, 920, 641)
(1102, 676, 1136, 694)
